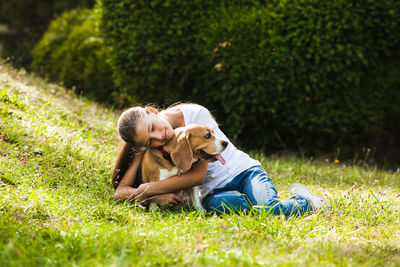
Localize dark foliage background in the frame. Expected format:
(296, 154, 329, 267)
(0, 0, 94, 68)
(31, 8, 113, 103)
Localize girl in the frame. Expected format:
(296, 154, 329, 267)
(112, 103, 329, 216)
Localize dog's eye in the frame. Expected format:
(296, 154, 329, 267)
(204, 133, 211, 139)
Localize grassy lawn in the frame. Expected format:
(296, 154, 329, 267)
(1, 62, 399, 266)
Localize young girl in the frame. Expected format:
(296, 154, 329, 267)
(112, 103, 329, 216)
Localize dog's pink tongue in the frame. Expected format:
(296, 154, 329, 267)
(215, 154, 226, 165)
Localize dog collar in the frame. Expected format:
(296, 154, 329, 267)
(157, 146, 173, 163)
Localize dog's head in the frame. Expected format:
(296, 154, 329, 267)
(166, 124, 228, 172)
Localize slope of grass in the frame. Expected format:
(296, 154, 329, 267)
(1, 63, 399, 266)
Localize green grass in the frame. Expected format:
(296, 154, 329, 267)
(1, 62, 400, 266)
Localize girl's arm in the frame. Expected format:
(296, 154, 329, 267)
(113, 151, 206, 203)
(134, 160, 208, 202)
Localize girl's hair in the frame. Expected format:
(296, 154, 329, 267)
(111, 142, 136, 189)
(112, 107, 147, 189)
(117, 107, 147, 145)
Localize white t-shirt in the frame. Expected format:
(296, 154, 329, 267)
(177, 104, 260, 199)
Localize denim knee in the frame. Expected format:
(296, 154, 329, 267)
(203, 190, 252, 215)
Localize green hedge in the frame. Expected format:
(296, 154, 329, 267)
(101, 0, 400, 159)
(202, 0, 400, 155)
(101, 0, 257, 106)
(32, 8, 114, 103)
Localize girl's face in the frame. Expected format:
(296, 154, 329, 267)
(134, 112, 174, 148)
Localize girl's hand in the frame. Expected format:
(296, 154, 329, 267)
(113, 183, 151, 203)
(127, 183, 158, 204)
(114, 184, 184, 207)
(152, 193, 184, 207)
(113, 185, 141, 202)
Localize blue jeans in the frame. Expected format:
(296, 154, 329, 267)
(202, 165, 312, 217)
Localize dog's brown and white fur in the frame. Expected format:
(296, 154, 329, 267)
(141, 124, 228, 211)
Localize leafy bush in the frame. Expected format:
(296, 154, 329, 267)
(0, 0, 94, 68)
(32, 8, 114, 103)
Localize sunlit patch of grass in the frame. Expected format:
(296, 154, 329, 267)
(1, 63, 400, 266)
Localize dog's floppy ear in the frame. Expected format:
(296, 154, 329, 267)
(170, 132, 193, 172)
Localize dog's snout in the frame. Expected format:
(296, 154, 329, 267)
(221, 140, 228, 149)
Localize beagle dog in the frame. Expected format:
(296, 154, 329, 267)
(141, 123, 228, 212)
